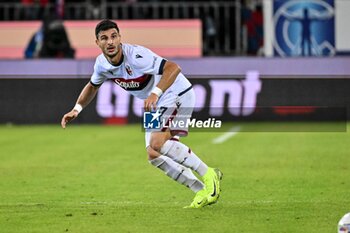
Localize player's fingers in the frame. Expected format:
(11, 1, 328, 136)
(144, 100, 151, 112)
(144, 100, 148, 111)
(152, 102, 157, 111)
(61, 114, 74, 128)
(61, 116, 67, 128)
(148, 102, 153, 111)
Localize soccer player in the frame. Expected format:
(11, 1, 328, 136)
(61, 19, 222, 208)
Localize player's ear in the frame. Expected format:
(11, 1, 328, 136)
(95, 39, 99, 46)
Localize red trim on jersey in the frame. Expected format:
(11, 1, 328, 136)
(170, 130, 189, 137)
(112, 74, 150, 83)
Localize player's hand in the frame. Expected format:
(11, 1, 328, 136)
(144, 93, 159, 112)
(61, 110, 79, 129)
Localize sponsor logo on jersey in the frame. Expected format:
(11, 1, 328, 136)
(114, 79, 140, 89)
(111, 74, 152, 91)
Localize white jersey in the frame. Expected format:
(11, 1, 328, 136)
(90, 43, 192, 100)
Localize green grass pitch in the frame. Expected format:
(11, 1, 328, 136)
(0, 124, 349, 233)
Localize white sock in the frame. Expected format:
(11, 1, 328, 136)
(149, 155, 204, 193)
(160, 140, 208, 177)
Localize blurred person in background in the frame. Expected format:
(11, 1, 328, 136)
(25, 13, 75, 58)
(24, 22, 44, 58)
(39, 16, 75, 58)
(56, 0, 65, 19)
(241, 0, 263, 55)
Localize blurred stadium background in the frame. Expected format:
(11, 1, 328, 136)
(0, 1, 350, 233)
(0, 0, 349, 125)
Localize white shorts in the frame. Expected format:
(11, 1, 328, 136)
(145, 87, 195, 147)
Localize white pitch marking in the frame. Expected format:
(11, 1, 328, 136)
(212, 126, 241, 144)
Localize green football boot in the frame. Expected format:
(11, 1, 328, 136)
(184, 188, 209, 208)
(203, 168, 223, 205)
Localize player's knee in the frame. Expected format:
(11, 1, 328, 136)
(149, 138, 165, 152)
(146, 146, 159, 160)
(149, 131, 172, 152)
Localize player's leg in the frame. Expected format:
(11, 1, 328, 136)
(146, 131, 208, 208)
(159, 89, 223, 205)
(161, 138, 208, 176)
(160, 138, 223, 205)
(147, 131, 204, 193)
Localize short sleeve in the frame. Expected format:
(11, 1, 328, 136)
(90, 59, 107, 86)
(132, 46, 167, 75)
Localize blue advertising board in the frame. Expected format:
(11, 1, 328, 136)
(273, 0, 335, 57)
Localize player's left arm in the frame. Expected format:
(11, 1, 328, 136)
(155, 60, 181, 92)
(144, 60, 181, 111)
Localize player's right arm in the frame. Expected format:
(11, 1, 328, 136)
(61, 82, 99, 128)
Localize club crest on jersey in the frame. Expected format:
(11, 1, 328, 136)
(125, 65, 133, 76)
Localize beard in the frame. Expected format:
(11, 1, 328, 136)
(106, 45, 120, 58)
